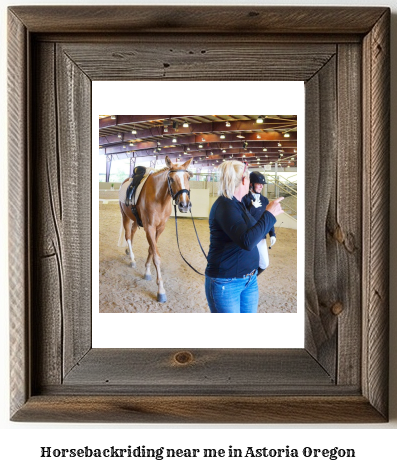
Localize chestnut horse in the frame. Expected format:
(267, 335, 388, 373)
(119, 156, 193, 303)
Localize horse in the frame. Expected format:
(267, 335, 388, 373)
(118, 155, 193, 303)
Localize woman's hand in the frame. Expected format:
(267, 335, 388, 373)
(266, 197, 284, 217)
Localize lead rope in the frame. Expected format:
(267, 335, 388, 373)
(173, 204, 207, 276)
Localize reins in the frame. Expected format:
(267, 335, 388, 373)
(168, 169, 207, 276)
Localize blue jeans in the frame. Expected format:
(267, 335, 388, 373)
(205, 271, 258, 313)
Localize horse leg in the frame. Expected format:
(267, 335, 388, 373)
(145, 226, 166, 303)
(127, 221, 138, 268)
(144, 246, 153, 281)
(120, 204, 137, 268)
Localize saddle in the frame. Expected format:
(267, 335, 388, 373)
(125, 166, 148, 227)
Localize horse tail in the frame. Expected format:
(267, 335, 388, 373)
(117, 202, 128, 248)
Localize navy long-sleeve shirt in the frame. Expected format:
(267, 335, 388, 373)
(205, 195, 276, 278)
(242, 192, 276, 237)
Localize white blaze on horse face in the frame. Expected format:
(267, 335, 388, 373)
(175, 171, 189, 205)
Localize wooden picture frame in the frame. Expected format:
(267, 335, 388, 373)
(8, 6, 390, 423)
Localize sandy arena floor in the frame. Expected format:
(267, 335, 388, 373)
(99, 203, 297, 313)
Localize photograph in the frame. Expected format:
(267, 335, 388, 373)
(98, 114, 298, 314)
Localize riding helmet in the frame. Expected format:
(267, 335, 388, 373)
(250, 171, 266, 185)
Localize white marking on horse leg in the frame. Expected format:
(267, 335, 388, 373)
(153, 252, 166, 301)
(144, 249, 152, 280)
(154, 259, 165, 294)
(127, 239, 136, 268)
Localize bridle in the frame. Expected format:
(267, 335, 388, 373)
(167, 169, 191, 204)
(166, 168, 207, 275)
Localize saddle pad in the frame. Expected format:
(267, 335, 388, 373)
(118, 168, 154, 205)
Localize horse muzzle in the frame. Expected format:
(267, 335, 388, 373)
(178, 200, 191, 213)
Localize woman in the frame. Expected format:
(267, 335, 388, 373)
(242, 171, 276, 275)
(205, 161, 284, 313)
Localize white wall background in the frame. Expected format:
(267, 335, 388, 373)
(1, 0, 396, 470)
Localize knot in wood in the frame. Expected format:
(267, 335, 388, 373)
(333, 225, 344, 244)
(174, 351, 193, 365)
(331, 302, 344, 316)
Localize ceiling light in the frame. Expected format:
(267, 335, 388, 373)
(222, 149, 226, 153)
(131, 129, 137, 134)
(237, 134, 245, 139)
(183, 122, 189, 128)
(111, 115, 116, 119)
(229, 144, 233, 148)
(280, 153, 284, 156)
(187, 147, 191, 151)
(278, 142, 282, 147)
(164, 126, 168, 132)
(129, 142, 134, 146)
(172, 138, 177, 143)
(256, 116, 264, 124)
(284, 132, 290, 138)
(263, 148, 267, 151)
(291, 157, 295, 160)
(256, 134, 261, 139)
(202, 137, 206, 141)
(199, 144, 203, 148)
(118, 133, 122, 139)
(220, 134, 225, 139)
(225, 121, 231, 127)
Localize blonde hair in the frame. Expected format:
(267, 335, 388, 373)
(217, 160, 249, 199)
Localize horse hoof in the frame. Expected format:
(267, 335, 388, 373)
(130, 262, 136, 268)
(157, 293, 167, 303)
(144, 274, 152, 281)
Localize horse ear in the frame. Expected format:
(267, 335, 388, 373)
(165, 156, 172, 168)
(182, 157, 193, 169)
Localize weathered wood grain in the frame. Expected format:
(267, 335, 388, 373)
(9, 6, 387, 34)
(31, 41, 63, 388)
(304, 56, 338, 378)
(62, 349, 333, 390)
(31, 41, 92, 386)
(12, 396, 386, 424)
(8, 10, 29, 419)
(55, 45, 92, 377)
(362, 9, 390, 419)
(59, 42, 335, 82)
(336, 44, 362, 386)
